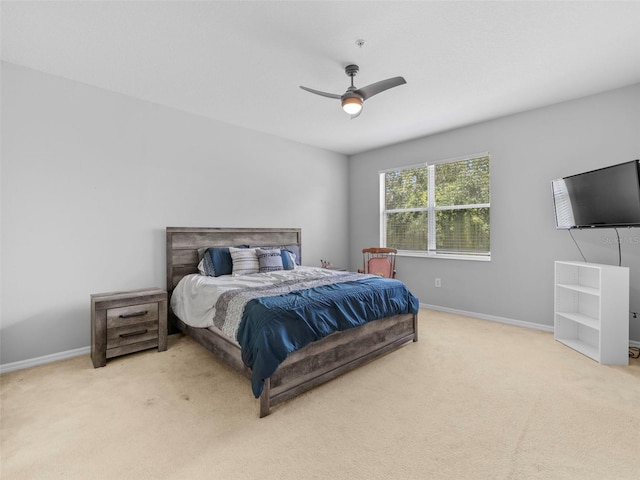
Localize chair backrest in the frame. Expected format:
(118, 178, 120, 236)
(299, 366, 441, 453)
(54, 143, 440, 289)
(361, 247, 397, 278)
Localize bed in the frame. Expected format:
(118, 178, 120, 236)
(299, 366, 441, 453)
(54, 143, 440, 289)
(166, 227, 419, 417)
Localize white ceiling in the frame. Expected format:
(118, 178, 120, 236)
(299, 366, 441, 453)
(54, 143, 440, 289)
(2, 1, 640, 155)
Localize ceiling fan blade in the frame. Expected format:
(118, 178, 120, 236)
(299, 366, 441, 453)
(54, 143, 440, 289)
(299, 86, 342, 100)
(354, 76, 406, 101)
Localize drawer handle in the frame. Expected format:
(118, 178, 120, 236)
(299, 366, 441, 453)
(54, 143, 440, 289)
(119, 329, 148, 338)
(119, 310, 148, 319)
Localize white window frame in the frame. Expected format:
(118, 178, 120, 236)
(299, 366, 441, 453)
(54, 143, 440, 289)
(380, 152, 491, 261)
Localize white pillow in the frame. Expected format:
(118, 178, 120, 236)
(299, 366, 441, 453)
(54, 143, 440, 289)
(229, 247, 259, 275)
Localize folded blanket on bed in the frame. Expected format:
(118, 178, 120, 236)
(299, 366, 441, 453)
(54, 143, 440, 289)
(213, 273, 420, 398)
(213, 272, 365, 338)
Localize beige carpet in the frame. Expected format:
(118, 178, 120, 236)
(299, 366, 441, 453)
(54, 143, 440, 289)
(1, 309, 639, 479)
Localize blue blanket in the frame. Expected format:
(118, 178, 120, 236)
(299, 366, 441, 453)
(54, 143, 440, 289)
(236, 275, 420, 397)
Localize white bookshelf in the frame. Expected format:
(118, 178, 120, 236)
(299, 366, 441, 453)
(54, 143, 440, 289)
(554, 261, 629, 365)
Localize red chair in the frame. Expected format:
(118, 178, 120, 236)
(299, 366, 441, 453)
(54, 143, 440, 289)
(358, 247, 397, 278)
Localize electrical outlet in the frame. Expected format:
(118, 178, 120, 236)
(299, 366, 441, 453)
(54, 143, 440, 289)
(435, 278, 441, 288)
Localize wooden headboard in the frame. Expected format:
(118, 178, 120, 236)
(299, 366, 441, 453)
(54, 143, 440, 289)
(165, 227, 302, 295)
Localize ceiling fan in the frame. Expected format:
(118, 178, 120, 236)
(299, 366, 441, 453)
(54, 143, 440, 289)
(300, 64, 406, 118)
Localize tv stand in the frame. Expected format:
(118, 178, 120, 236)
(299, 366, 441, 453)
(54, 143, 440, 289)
(554, 261, 629, 365)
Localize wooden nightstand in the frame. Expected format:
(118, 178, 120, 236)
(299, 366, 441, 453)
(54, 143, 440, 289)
(91, 288, 167, 368)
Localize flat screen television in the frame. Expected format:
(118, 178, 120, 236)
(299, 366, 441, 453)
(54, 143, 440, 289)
(552, 159, 640, 229)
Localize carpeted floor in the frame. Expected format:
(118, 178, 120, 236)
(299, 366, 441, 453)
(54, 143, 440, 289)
(1, 309, 639, 479)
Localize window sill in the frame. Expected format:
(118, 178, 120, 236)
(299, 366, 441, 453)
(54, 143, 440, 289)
(397, 251, 491, 262)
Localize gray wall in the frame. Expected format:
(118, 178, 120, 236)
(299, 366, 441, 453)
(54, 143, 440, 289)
(349, 83, 640, 341)
(1, 63, 349, 365)
(3, 61, 639, 367)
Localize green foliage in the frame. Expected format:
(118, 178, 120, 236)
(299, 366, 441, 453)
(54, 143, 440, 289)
(436, 208, 490, 253)
(384, 156, 490, 254)
(435, 156, 490, 206)
(385, 167, 428, 210)
(386, 211, 428, 250)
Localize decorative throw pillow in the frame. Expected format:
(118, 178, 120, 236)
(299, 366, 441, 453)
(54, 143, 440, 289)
(199, 250, 217, 276)
(256, 248, 284, 273)
(252, 244, 301, 266)
(197, 245, 250, 277)
(280, 244, 301, 265)
(203, 247, 232, 276)
(281, 249, 297, 270)
(230, 247, 259, 275)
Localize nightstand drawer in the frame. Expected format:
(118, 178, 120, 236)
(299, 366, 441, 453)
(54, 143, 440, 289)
(106, 302, 159, 329)
(107, 320, 159, 349)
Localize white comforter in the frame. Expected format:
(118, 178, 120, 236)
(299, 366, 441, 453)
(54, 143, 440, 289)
(170, 266, 348, 330)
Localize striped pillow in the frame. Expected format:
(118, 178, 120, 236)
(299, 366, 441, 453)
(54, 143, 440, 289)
(229, 247, 259, 276)
(256, 248, 284, 273)
(252, 244, 301, 266)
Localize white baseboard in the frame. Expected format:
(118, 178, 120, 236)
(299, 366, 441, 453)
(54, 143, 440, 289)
(421, 303, 640, 349)
(0, 346, 90, 375)
(421, 303, 555, 333)
(1, 307, 638, 374)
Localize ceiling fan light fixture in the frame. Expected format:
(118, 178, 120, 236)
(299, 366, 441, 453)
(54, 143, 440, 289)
(300, 64, 405, 119)
(342, 95, 363, 115)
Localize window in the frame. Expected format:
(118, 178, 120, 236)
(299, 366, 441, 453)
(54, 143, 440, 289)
(380, 153, 490, 259)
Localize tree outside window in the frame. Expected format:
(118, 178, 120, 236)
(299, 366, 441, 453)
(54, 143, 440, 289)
(380, 154, 490, 258)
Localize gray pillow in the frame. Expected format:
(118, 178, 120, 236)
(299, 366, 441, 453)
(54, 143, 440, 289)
(256, 248, 284, 273)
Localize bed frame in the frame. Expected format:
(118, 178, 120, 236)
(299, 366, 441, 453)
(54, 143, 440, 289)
(166, 227, 418, 417)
